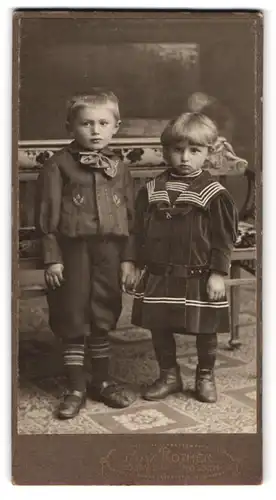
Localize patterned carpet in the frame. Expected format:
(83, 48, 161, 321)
(18, 283, 257, 434)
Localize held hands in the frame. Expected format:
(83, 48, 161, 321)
(45, 263, 64, 290)
(121, 261, 141, 294)
(207, 272, 226, 301)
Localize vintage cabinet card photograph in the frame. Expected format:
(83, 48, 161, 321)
(12, 10, 262, 485)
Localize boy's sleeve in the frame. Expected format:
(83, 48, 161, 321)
(120, 165, 136, 262)
(133, 185, 149, 269)
(209, 192, 239, 275)
(35, 159, 63, 266)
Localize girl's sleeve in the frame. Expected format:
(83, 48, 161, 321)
(133, 185, 149, 268)
(209, 191, 239, 275)
(35, 159, 63, 266)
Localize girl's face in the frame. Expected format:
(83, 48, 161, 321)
(68, 104, 120, 151)
(165, 140, 209, 175)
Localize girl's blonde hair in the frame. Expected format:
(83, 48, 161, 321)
(161, 112, 218, 150)
(66, 89, 120, 124)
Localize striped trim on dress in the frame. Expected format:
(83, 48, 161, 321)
(134, 294, 228, 308)
(165, 181, 189, 192)
(146, 178, 225, 208)
(176, 182, 225, 206)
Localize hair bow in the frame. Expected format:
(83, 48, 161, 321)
(79, 152, 118, 178)
(208, 137, 248, 173)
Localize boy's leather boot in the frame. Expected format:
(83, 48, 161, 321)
(57, 390, 86, 419)
(143, 365, 183, 401)
(87, 331, 137, 408)
(89, 380, 137, 408)
(195, 366, 217, 403)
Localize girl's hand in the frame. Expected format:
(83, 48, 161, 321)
(207, 272, 226, 301)
(121, 262, 140, 293)
(45, 263, 64, 290)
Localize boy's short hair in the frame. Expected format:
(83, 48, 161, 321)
(161, 112, 218, 149)
(66, 89, 120, 123)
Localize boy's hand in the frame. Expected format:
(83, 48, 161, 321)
(207, 272, 226, 301)
(121, 261, 138, 293)
(45, 263, 64, 290)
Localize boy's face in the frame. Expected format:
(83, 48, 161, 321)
(69, 105, 120, 151)
(165, 140, 209, 175)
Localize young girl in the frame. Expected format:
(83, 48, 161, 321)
(131, 112, 239, 403)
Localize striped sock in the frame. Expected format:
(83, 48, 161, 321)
(88, 331, 110, 384)
(62, 338, 86, 392)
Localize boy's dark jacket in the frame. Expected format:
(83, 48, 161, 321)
(35, 142, 135, 265)
(134, 169, 238, 276)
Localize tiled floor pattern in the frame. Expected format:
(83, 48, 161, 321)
(18, 284, 258, 435)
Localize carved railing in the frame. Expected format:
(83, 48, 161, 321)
(18, 137, 251, 178)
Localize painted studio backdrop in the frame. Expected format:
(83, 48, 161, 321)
(20, 41, 199, 139)
(19, 18, 256, 167)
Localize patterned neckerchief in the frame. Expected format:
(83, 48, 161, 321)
(67, 141, 119, 178)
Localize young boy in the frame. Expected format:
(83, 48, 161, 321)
(132, 112, 239, 403)
(36, 89, 137, 419)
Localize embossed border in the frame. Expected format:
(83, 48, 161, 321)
(12, 10, 263, 485)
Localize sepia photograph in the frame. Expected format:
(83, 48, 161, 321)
(13, 10, 262, 484)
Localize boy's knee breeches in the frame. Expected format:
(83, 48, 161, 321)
(47, 236, 122, 340)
